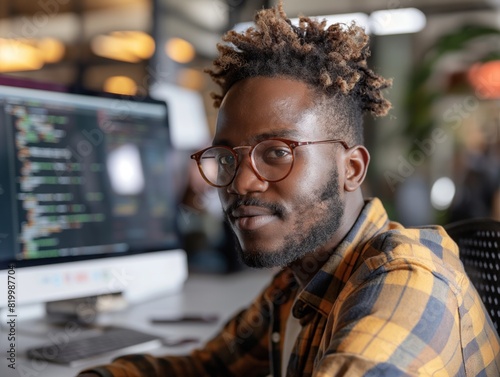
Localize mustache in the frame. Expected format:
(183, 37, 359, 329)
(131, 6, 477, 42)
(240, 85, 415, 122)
(223, 197, 285, 219)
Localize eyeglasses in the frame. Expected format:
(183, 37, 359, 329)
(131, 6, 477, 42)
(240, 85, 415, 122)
(190, 138, 349, 188)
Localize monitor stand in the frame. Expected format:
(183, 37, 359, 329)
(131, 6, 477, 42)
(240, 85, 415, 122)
(45, 292, 127, 325)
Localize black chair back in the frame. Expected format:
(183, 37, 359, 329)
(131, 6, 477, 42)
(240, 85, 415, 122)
(445, 218, 500, 333)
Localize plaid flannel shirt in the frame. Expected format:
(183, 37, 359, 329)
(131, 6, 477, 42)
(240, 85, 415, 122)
(82, 198, 500, 376)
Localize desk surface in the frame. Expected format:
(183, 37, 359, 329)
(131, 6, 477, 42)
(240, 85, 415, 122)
(0, 269, 274, 377)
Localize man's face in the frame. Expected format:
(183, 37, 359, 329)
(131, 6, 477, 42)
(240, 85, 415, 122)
(214, 76, 346, 268)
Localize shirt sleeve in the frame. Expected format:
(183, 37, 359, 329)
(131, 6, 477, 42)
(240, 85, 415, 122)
(313, 244, 466, 376)
(77, 279, 277, 377)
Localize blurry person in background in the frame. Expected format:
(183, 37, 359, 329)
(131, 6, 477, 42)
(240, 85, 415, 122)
(449, 114, 500, 222)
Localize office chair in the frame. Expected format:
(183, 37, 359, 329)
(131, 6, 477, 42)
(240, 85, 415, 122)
(445, 218, 500, 333)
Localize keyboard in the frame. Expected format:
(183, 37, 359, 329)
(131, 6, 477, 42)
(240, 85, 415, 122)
(26, 326, 163, 366)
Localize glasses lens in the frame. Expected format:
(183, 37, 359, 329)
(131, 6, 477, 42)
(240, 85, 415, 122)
(199, 147, 237, 186)
(252, 140, 294, 182)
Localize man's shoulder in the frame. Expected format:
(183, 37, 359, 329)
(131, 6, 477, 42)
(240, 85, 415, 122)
(368, 223, 457, 256)
(357, 222, 462, 279)
(352, 198, 456, 260)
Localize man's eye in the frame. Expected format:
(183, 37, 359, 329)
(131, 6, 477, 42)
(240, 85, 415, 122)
(218, 154, 235, 166)
(263, 147, 292, 162)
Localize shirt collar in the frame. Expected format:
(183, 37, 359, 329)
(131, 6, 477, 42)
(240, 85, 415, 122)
(292, 197, 390, 318)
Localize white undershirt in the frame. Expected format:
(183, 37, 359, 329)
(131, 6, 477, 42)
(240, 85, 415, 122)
(281, 313, 302, 377)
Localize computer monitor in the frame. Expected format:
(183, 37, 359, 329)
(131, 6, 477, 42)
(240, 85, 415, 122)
(0, 84, 187, 312)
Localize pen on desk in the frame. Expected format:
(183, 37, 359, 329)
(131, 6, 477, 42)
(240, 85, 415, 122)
(162, 337, 200, 347)
(150, 314, 219, 324)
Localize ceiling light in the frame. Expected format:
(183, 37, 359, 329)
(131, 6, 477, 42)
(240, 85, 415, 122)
(0, 39, 44, 72)
(103, 76, 138, 96)
(37, 38, 65, 63)
(92, 35, 139, 63)
(165, 38, 195, 64)
(430, 177, 455, 210)
(370, 8, 426, 36)
(92, 31, 155, 63)
(111, 31, 155, 60)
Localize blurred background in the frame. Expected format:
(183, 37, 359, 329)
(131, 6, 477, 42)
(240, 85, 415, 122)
(1, 0, 499, 272)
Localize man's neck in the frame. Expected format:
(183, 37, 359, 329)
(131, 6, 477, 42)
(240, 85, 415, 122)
(289, 193, 365, 288)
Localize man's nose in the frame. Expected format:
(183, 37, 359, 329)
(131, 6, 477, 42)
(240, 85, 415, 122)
(227, 155, 268, 195)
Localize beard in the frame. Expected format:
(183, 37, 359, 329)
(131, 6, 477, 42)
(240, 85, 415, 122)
(226, 168, 344, 269)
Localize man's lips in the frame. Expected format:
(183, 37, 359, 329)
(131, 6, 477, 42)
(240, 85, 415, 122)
(230, 205, 278, 231)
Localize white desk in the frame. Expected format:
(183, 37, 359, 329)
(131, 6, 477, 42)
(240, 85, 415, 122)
(0, 269, 274, 377)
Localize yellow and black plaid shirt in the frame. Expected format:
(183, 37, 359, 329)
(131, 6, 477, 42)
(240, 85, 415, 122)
(83, 198, 500, 376)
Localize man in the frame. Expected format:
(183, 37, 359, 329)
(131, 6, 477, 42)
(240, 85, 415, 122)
(79, 2, 500, 376)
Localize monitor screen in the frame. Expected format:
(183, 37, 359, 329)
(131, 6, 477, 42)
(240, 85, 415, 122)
(0, 85, 187, 308)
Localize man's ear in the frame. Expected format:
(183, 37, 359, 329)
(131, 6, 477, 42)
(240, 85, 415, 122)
(343, 145, 370, 192)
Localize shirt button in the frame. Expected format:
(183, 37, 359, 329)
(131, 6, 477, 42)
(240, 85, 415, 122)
(271, 332, 280, 343)
(294, 302, 305, 317)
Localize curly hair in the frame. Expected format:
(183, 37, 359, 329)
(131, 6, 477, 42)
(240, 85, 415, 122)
(206, 2, 392, 145)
